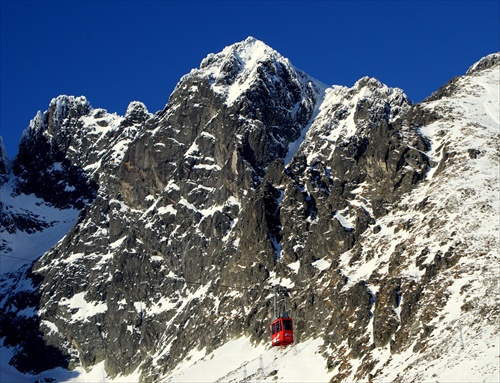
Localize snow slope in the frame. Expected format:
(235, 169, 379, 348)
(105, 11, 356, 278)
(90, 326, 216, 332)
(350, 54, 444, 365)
(0, 177, 78, 274)
(159, 338, 330, 383)
(0, 336, 142, 383)
(0, 337, 331, 383)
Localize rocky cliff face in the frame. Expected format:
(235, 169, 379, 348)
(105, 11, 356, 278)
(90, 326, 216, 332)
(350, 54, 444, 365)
(1, 38, 498, 382)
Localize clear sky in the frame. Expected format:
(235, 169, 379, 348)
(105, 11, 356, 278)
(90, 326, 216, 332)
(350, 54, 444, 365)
(1, 0, 499, 158)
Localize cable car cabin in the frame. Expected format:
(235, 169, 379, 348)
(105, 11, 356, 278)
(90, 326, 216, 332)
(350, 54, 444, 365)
(270, 316, 293, 346)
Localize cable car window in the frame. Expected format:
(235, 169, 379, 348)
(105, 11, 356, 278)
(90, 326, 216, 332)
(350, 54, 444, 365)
(272, 323, 276, 334)
(277, 321, 282, 332)
(283, 320, 293, 330)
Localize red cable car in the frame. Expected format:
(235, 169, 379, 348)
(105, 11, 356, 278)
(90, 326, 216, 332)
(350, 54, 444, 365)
(270, 286, 294, 346)
(270, 315, 293, 346)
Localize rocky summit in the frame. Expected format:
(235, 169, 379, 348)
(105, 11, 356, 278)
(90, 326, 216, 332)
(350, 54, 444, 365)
(0, 37, 498, 382)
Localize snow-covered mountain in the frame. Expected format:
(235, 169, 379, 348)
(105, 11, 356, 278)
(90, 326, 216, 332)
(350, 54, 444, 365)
(0, 38, 498, 383)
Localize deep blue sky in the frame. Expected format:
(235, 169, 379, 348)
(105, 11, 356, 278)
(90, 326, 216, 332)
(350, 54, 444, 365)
(1, 1, 499, 158)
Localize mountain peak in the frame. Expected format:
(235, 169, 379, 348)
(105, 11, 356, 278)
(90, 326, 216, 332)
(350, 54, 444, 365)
(48, 95, 92, 122)
(466, 52, 500, 75)
(352, 76, 410, 105)
(49, 94, 89, 108)
(200, 36, 279, 71)
(123, 101, 151, 125)
(195, 36, 320, 105)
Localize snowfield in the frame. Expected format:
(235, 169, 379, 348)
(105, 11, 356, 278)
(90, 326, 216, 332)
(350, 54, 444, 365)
(0, 337, 331, 383)
(0, 177, 79, 274)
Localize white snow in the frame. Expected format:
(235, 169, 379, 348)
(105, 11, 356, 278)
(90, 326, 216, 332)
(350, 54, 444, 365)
(0, 340, 141, 383)
(199, 37, 285, 106)
(300, 77, 409, 166)
(157, 205, 177, 216)
(312, 258, 331, 271)
(284, 86, 326, 165)
(333, 210, 354, 229)
(267, 271, 294, 289)
(287, 260, 300, 273)
(158, 337, 331, 383)
(41, 319, 59, 335)
(60, 292, 108, 322)
(109, 236, 126, 249)
(16, 306, 37, 317)
(0, 177, 79, 274)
